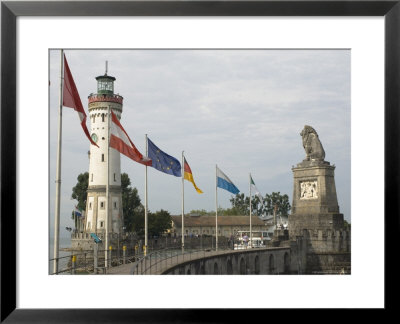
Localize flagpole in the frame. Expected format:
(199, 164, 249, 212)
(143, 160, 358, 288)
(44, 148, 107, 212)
(181, 151, 185, 253)
(215, 164, 218, 251)
(53, 49, 64, 275)
(144, 134, 148, 256)
(105, 105, 111, 268)
(249, 173, 252, 248)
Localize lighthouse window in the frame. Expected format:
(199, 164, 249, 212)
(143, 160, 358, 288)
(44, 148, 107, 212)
(101, 154, 104, 162)
(114, 173, 116, 181)
(92, 115, 95, 123)
(89, 202, 92, 210)
(114, 202, 117, 209)
(100, 202, 104, 209)
(100, 221, 104, 228)
(98, 80, 113, 92)
(102, 114, 105, 122)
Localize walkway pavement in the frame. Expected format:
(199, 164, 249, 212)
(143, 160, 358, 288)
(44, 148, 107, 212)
(106, 262, 134, 274)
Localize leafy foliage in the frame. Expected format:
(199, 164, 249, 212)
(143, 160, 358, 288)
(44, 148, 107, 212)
(121, 173, 144, 232)
(263, 192, 291, 217)
(129, 208, 172, 238)
(229, 193, 262, 215)
(130, 205, 145, 236)
(148, 209, 172, 237)
(71, 172, 89, 211)
(117, 174, 172, 237)
(227, 192, 291, 217)
(189, 209, 214, 216)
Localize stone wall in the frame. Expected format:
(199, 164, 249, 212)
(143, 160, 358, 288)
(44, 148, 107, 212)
(291, 162, 340, 215)
(162, 247, 295, 275)
(306, 252, 351, 274)
(286, 153, 351, 274)
(288, 213, 344, 238)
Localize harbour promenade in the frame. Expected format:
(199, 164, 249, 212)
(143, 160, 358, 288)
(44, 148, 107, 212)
(106, 246, 294, 275)
(107, 248, 234, 275)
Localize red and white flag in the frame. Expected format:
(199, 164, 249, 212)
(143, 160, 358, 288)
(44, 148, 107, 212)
(110, 111, 152, 166)
(63, 55, 98, 147)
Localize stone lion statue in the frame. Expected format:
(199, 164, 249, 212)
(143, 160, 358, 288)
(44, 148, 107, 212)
(300, 125, 325, 161)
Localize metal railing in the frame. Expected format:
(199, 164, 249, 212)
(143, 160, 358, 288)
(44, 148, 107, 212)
(132, 245, 233, 275)
(49, 248, 142, 275)
(50, 236, 234, 275)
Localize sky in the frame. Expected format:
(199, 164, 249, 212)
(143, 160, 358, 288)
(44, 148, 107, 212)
(49, 49, 351, 239)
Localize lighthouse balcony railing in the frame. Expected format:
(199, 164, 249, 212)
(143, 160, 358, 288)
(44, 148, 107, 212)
(71, 232, 92, 239)
(88, 93, 123, 104)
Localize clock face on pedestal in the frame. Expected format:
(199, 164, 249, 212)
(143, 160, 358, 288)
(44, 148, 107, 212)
(91, 133, 98, 143)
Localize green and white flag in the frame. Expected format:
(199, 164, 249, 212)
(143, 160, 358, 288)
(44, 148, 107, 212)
(250, 175, 263, 202)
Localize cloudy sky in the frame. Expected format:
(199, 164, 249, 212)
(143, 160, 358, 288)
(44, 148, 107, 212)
(49, 49, 351, 239)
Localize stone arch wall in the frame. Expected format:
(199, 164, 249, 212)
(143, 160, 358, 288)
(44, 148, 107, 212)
(239, 257, 246, 274)
(161, 248, 292, 275)
(227, 258, 233, 275)
(269, 254, 275, 274)
(254, 255, 260, 274)
(284, 252, 290, 274)
(214, 262, 219, 274)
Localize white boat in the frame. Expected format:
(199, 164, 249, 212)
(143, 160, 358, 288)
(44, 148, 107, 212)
(233, 230, 272, 250)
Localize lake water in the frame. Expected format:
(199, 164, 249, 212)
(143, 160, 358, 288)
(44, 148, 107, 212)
(49, 236, 71, 275)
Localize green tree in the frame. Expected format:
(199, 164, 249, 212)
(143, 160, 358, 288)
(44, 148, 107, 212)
(219, 207, 240, 216)
(229, 193, 263, 215)
(71, 172, 89, 211)
(121, 173, 143, 232)
(121, 174, 172, 237)
(148, 209, 172, 237)
(131, 205, 145, 236)
(263, 192, 291, 217)
(189, 209, 213, 216)
(229, 193, 248, 215)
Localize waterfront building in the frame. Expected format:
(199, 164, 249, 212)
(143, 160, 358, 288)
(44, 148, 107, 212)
(170, 214, 270, 238)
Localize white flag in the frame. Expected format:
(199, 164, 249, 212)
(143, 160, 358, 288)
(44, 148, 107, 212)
(250, 175, 263, 202)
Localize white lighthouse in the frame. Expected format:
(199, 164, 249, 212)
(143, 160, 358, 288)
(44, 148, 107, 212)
(84, 69, 124, 236)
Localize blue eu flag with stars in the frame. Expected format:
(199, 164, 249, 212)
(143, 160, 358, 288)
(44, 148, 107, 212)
(147, 138, 181, 177)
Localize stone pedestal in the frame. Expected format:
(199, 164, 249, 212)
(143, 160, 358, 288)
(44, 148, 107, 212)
(287, 126, 351, 273)
(289, 160, 344, 238)
(288, 159, 350, 274)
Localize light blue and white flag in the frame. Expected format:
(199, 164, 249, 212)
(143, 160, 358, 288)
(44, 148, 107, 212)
(74, 206, 82, 218)
(216, 166, 240, 194)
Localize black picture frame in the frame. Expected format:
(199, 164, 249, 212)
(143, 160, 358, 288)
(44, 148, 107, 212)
(1, 0, 398, 322)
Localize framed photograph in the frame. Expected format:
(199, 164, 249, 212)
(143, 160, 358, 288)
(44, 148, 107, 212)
(1, 0, 398, 321)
